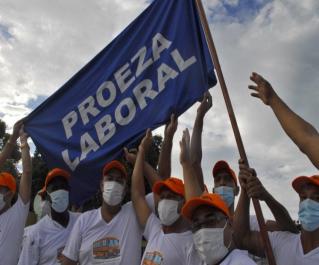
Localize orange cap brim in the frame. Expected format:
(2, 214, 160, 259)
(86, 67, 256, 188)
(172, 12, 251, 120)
(292, 175, 319, 193)
(152, 181, 184, 197)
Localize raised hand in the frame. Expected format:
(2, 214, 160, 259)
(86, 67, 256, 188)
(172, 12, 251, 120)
(11, 118, 25, 142)
(123, 148, 137, 165)
(164, 113, 178, 138)
(197, 91, 212, 117)
(249, 72, 277, 106)
(139, 129, 152, 152)
(179, 128, 191, 165)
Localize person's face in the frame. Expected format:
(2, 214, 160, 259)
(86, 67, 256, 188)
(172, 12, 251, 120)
(191, 205, 232, 245)
(213, 170, 239, 196)
(158, 187, 184, 212)
(46, 177, 69, 201)
(101, 169, 127, 191)
(0, 186, 13, 207)
(298, 183, 319, 203)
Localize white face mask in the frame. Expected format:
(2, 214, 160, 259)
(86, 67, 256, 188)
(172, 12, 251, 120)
(103, 181, 125, 206)
(158, 199, 181, 226)
(0, 193, 5, 211)
(49, 190, 69, 213)
(193, 223, 230, 265)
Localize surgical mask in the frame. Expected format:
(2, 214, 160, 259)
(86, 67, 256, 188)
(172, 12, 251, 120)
(193, 222, 230, 265)
(0, 193, 5, 211)
(298, 199, 319, 232)
(49, 190, 69, 213)
(103, 181, 125, 206)
(158, 199, 180, 226)
(214, 186, 234, 207)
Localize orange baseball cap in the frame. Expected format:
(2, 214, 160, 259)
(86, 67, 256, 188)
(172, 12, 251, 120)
(39, 168, 70, 196)
(292, 175, 319, 193)
(152, 177, 185, 197)
(103, 160, 127, 179)
(0, 172, 16, 193)
(213, 160, 237, 185)
(182, 193, 230, 220)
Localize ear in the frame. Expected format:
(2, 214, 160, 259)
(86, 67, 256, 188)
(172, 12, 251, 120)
(100, 179, 104, 192)
(234, 186, 239, 196)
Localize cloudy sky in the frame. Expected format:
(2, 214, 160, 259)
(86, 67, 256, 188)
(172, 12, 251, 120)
(1, 0, 318, 219)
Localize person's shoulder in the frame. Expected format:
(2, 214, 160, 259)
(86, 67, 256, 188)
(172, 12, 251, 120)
(226, 249, 256, 265)
(78, 208, 99, 220)
(269, 230, 300, 241)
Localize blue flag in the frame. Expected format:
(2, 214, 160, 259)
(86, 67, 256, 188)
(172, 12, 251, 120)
(25, 0, 217, 204)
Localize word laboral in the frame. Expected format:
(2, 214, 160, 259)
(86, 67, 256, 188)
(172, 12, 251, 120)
(62, 33, 198, 171)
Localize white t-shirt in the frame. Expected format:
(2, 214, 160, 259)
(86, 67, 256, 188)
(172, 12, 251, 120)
(0, 195, 30, 265)
(220, 249, 257, 265)
(269, 231, 319, 265)
(141, 213, 197, 265)
(18, 212, 80, 265)
(63, 195, 154, 265)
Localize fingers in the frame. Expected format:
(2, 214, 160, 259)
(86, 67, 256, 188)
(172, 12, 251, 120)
(250, 72, 264, 84)
(248, 85, 258, 91)
(250, 93, 261, 99)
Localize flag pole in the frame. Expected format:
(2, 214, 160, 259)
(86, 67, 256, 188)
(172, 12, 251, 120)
(194, 1, 277, 264)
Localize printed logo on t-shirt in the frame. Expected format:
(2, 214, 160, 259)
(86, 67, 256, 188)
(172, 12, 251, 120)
(142, 251, 164, 265)
(92, 237, 121, 262)
(57, 247, 64, 263)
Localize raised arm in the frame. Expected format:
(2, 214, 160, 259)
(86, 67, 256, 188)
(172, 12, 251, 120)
(249, 72, 319, 169)
(233, 161, 265, 257)
(131, 129, 152, 228)
(0, 119, 24, 168)
(124, 147, 161, 188)
(157, 114, 178, 179)
(180, 129, 203, 200)
(240, 160, 298, 233)
(190, 91, 212, 191)
(19, 126, 32, 204)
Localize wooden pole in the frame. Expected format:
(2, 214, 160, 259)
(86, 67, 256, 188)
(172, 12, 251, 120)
(194, 1, 277, 264)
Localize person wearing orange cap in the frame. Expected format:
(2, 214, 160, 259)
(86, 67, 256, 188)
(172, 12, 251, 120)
(182, 193, 257, 265)
(234, 162, 319, 265)
(248, 72, 319, 169)
(0, 125, 32, 265)
(132, 129, 198, 265)
(62, 158, 153, 265)
(18, 168, 80, 265)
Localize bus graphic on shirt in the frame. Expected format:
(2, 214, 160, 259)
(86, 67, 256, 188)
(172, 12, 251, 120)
(92, 237, 120, 260)
(142, 251, 164, 265)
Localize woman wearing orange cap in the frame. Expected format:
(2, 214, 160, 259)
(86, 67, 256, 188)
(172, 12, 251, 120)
(0, 125, 32, 265)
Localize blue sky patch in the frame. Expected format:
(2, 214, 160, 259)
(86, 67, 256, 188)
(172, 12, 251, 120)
(0, 24, 13, 40)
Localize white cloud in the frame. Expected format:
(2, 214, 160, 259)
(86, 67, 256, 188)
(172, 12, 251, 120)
(0, 0, 318, 220)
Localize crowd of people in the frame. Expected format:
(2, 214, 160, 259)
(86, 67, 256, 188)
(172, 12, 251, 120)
(0, 72, 318, 264)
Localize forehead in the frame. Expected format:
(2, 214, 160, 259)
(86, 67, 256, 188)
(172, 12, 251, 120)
(159, 186, 182, 198)
(103, 168, 125, 179)
(299, 183, 319, 196)
(0, 185, 9, 193)
(47, 176, 68, 189)
(191, 205, 225, 222)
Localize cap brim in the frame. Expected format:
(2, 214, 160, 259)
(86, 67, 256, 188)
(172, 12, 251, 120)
(182, 198, 228, 220)
(152, 181, 183, 197)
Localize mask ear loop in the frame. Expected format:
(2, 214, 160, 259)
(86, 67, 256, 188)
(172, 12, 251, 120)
(223, 220, 233, 249)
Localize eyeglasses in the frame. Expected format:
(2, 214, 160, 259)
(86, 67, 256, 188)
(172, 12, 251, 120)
(191, 216, 227, 233)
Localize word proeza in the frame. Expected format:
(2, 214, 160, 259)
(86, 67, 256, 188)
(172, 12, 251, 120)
(61, 33, 197, 171)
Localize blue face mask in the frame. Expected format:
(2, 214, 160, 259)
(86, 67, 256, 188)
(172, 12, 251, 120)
(298, 199, 319, 232)
(214, 186, 235, 207)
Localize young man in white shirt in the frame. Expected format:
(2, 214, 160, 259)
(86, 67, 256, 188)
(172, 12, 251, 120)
(234, 161, 319, 265)
(62, 160, 149, 265)
(18, 168, 80, 265)
(182, 193, 257, 265)
(132, 129, 198, 265)
(0, 124, 32, 265)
